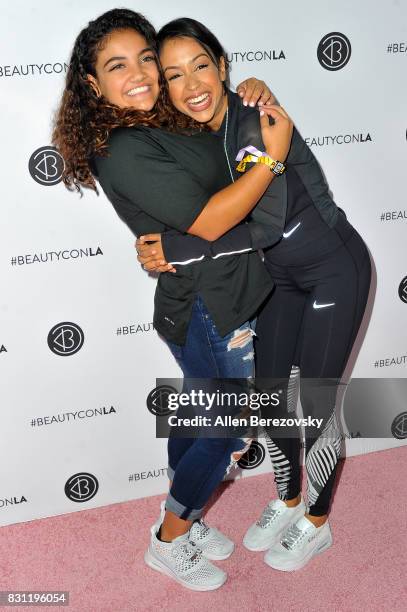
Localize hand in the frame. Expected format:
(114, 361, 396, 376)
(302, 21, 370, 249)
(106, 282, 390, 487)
(236, 77, 277, 108)
(258, 105, 293, 163)
(135, 233, 177, 273)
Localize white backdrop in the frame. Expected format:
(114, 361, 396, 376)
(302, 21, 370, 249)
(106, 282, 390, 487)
(0, 0, 406, 527)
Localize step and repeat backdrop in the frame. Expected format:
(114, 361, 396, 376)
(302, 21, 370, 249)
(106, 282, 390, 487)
(0, 0, 406, 527)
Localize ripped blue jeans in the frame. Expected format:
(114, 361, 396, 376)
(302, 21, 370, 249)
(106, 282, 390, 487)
(165, 294, 255, 520)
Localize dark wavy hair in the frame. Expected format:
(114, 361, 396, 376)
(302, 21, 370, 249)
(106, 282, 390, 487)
(157, 17, 230, 89)
(52, 9, 201, 192)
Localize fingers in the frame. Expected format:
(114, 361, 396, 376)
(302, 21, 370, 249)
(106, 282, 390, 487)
(137, 253, 165, 265)
(237, 79, 253, 105)
(158, 264, 177, 273)
(137, 253, 176, 273)
(136, 241, 160, 257)
(258, 92, 274, 106)
(136, 234, 175, 272)
(245, 80, 266, 107)
(237, 78, 268, 107)
(259, 110, 274, 131)
(258, 93, 279, 107)
(137, 244, 156, 257)
(260, 103, 294, 161)
(259, 104, 292, 133)
(141, 259, 176, 273)
(259, 104, 289, 118)
(237, 79, 248, 98)
(137, 233, 161, 244)
(259, 104, 290, 120)
(237, 79, 279, 108)
(257, 86, 277, 107)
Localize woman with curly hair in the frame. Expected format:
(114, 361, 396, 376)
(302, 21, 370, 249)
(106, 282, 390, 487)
(53, 8, 293, 591)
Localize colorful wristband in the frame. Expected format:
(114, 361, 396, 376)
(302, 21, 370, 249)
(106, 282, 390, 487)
(235, 145, 285, 175)
(235, 145, 265, 161)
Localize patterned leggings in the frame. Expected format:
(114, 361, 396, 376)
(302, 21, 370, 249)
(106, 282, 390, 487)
(255, 227, 371, 516)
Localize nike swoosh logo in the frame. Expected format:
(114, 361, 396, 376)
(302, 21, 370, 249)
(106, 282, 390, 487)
(313, 301, 335, 309)
(283, 222, 301, 239)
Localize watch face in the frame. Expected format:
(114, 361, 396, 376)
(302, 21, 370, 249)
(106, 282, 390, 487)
(273, 162, 285, 175)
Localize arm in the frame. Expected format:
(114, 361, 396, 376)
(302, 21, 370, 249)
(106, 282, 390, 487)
(175, 220, 281, 263)
(138, 122, 330, 271)
(108, 107, 292, 243)
(162, 173, 285, 262)
(163, 125, 335, 259)
(186, 105, 292, 240)
(137, 217, 282, 272)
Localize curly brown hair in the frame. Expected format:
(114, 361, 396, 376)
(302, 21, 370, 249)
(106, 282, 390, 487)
(52, 8, 203, 193)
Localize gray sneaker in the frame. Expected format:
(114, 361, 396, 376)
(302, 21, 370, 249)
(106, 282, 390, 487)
(144, 526, 227, 591)
(264, 515, 333, 571)
(243, 497, 306, 552)
(154, 501, 234, 560)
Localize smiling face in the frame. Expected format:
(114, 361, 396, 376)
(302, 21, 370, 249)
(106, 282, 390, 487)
(87, 28, 160, 110)
(160, 36, 227, 130)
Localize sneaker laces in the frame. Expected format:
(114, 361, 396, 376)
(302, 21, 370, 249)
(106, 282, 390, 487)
(281, 523, 307, 550)
(172, 539, 201, 563)
(257, 504, 281, 529)
(189, 519, 210, 542)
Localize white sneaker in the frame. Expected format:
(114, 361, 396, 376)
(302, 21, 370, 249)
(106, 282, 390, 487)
(264, 515, 333, 571)
(154, 501, 234, 561)
(144, 526, 227, 591)
(243, 498, 306, 552)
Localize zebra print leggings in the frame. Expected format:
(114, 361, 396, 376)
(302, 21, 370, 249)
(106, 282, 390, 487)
(254, 226, 371, 516)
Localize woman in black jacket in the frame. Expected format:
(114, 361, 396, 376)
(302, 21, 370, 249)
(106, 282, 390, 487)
(138, 17, 372, 574)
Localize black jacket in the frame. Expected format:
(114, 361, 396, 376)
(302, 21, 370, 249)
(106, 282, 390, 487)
(162, 90, 340, 264)
(93, 111, 273, 345)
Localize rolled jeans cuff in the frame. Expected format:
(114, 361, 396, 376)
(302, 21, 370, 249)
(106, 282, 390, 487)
(166, 491, 204, 521)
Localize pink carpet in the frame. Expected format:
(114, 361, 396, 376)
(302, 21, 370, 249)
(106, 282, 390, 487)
(1, 446, 406, 612)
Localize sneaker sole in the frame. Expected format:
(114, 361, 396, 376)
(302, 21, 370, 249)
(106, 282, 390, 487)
(202, 543, 235, 561)
(144, 548, 227, 591)
(264, 533, 333, 572)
